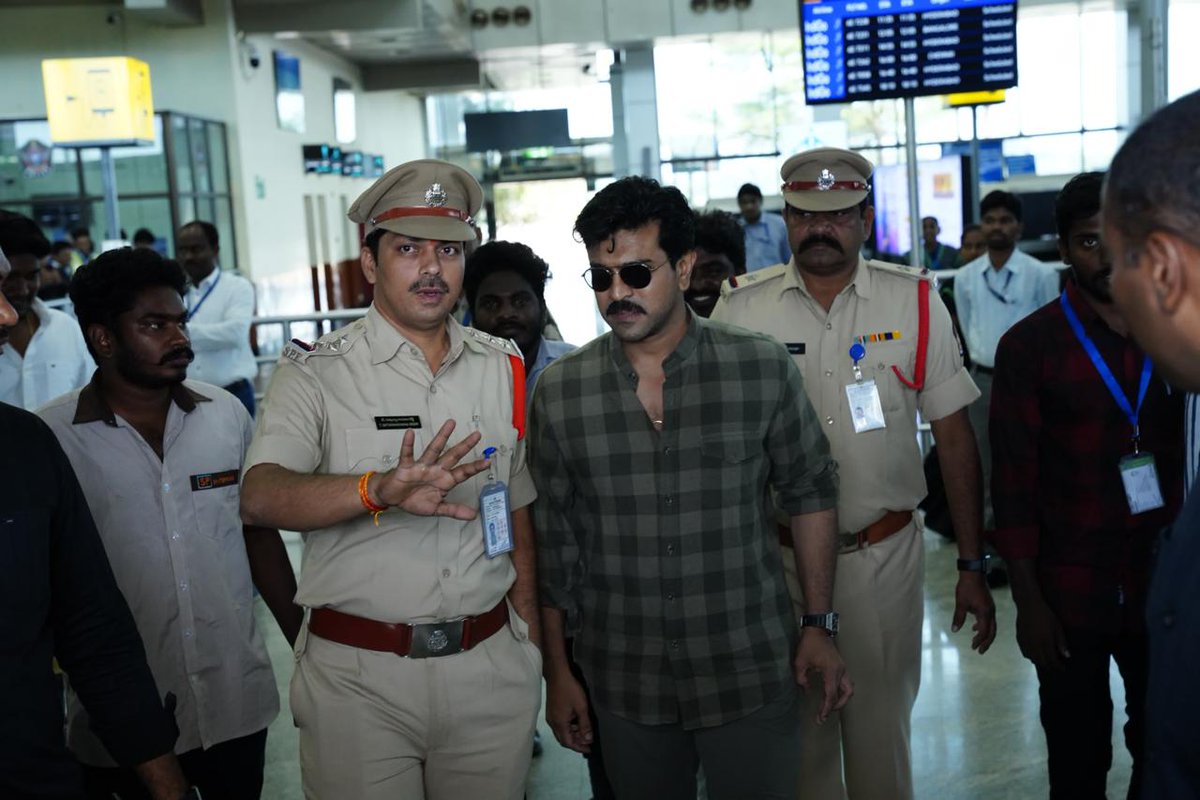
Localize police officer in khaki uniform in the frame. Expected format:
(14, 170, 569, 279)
(240, 159, 542, 800)
(711, 148, 997, 800)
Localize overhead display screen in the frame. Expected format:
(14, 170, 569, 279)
(801, 0, 1018, 105)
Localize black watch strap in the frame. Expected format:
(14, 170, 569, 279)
(800, 612, 839, 637)
(957, 555, 991, 573)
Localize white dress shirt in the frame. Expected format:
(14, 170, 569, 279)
(955, 248, 1060, 368)
(185, 268, 258, 387)
(38, 379, 278, 763)
(0, 298, 93, 410)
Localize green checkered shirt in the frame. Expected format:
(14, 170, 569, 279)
(530, 313, 838, 730)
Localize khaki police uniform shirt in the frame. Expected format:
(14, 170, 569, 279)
(244, 305, 536, 624)
(711, 257, 979, 534)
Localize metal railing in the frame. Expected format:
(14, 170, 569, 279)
(251, 308, 366, 365)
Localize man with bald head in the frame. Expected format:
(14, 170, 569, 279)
(1105, 88, 1200, 799)
(241, 159, 541, 799)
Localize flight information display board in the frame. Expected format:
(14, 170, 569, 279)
(801, 0, 1018, 105)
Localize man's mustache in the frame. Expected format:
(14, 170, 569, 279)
(161, 346, 195, 364)
(798, 235, 844, 254)
(606, 300, 645, 317)
(409, 277, 450, 293)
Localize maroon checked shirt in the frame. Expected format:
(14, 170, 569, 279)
(990, 281, 1184, 633)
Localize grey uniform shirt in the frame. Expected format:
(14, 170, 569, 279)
(244, 306, 536, 624)
(38, 377, 277, 763)
(712, 257, 979, 533)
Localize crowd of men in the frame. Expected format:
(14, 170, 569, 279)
(2, 89, 1200, 800)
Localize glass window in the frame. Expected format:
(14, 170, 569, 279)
(171, 115, 193, 194)
(189, 118, 212, 194)
(1169, 0, 1200, 99)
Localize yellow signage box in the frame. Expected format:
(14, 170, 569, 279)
(948, 90, 1007, 107)
(41, 57, 155, 146)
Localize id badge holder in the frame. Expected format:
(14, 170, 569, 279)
(1119, 451, 1165, 515)
(845, 342, 886, 434)
(480, 447, 514, 558)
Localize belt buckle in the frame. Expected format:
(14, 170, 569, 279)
(409, 619, 465, 658)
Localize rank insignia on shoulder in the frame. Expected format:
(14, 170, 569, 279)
(290, 338, 315, 352)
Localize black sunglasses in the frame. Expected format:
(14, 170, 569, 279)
(581, 258, 670, 292)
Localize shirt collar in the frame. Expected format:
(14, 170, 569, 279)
(1063, 279, 1106, 327)
(983, 249, 1024, 275)
(191, 266, 221, 292)
(366, 304, 466, 366)
(72, 371, 211, 426)
(31, 297, 52, 326)
(607, 307, 702, 376)
(780, 256, 872, 301)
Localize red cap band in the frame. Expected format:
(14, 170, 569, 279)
(781, 180, 870, 192)
(370, 206, 476, 227)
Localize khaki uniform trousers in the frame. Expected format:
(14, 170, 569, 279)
(783, 518, 925, 800)
(290, 603, 542, 800)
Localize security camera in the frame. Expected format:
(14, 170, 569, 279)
(249, 49, 261, 69)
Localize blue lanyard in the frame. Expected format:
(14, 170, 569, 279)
(187, 270, 221, 320)
(1059, 290, 1152, 447)
(983, 266, 1013, 304)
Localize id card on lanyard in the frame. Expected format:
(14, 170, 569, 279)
(845, 342, 886, 433)
(1060, 290, 1164, 515)
(479, 446, 514, 558)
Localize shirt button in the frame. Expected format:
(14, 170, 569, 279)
(1163, 612, 1176, 628)
(825, 416, 835, 425)
(442, 568, 451, 578)
(826, 323, 833, 330)
(171, 531, 181, 540)
(670, 640, 680, 650)
(664, 496, 674, 505)
(666, 592, 675, 600)
(824, 369, 833, 377)
(429, 385, 438, 394)
(162, 482, 171, 492)
(179, 581, 188, 592)
(663, 446, 671, 454)
(667, 544, 676, 555)
(183, 629, 193, 639)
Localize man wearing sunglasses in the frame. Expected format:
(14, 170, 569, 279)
(531, 175, 850, 800)
(712, 147, 996, 800)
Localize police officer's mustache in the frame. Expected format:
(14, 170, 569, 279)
(606, 300, 645, 317)
(798, 235, 844, 254)
(160, 346, 195, 365)
(409, 277, 451, 293)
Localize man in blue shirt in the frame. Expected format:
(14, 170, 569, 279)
(464, 241, 574, 400)
(737, 183, 792, 272)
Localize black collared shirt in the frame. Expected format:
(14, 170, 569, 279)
(0, 401, 176, 798)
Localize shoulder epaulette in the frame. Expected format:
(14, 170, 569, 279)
(867, 259, 935, 282)
(281, 320, 365, 364)
(463, 326, 522, 358)
(721, 261, 789, 298)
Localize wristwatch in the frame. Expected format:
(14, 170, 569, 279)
(181, 787, 202, 800)
(800, 612, 839, 637)
(956, 555, 992, 574)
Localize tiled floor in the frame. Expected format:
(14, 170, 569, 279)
(258, 529, 1134, 798)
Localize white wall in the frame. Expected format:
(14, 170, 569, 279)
(0, 0, 427, 290)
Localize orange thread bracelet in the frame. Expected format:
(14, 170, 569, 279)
(358, 471, 387, 525)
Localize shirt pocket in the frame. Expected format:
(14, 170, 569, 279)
(187, 470, 244, 546)
(345, 428, 408, 474)
(866, 341, 914, 414)
(698, 431, 765, 500)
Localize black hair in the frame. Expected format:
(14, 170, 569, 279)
(737, 183, 763, 202)
(70, 226, 91, 241)
(50, 239, 73, 255)
(980, 190, 1022, 222)
(962, 223, 982, 236)
(1054, 172, 1104, 241)
(132, 227, 156, 245)
(694, 210, 746, 274)
(0, 209, 51, 258)
(574, 176, 695, 265)
(69, 247, 188, 361)
(363, 228, 386, 263)
(1106, 89, 1200, 260)
(180, 220, 219, 249)
(463, 240, 550, 313)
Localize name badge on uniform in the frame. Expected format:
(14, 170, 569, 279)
(479, 447, 514, 558)
(1119, 453, 1165, 515)
(845, 342, 886, 433)
(375, 415, 422, 430)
